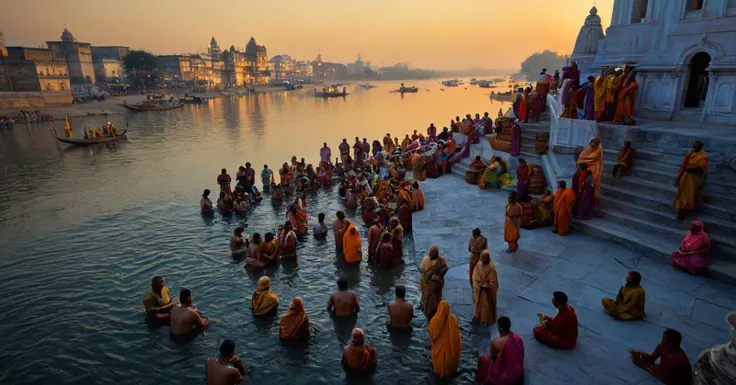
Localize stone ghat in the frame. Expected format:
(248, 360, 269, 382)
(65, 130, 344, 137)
(410, 172, 736, 385)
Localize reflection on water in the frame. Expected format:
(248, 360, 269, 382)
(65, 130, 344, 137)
(0, 81, 505, 384)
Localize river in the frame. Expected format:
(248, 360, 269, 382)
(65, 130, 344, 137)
(0, 80, 510, 384)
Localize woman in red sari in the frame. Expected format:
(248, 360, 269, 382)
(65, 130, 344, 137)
(670, 221, 711, 275)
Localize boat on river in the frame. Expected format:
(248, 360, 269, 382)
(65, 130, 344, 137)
(123, 94, 184, 111)
(441, 79, 460, 87)
(469, 78, 478, 85)
(53, 129, 128, 145)
(180, 94, 209, 104)
(314, 86, 348, 97)
(357, 83, 376, 89)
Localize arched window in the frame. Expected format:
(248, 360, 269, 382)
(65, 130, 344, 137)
(686, 0, 704, 11)
(684, 52, 711, 108)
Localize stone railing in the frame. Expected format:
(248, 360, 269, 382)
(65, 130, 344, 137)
(546, 94, 598, 153)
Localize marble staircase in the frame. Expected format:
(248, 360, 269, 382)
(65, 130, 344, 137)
(576, 131, 736, 284)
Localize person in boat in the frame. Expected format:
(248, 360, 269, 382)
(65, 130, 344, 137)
(217, 191, 233, 213)
(218, 169, 232, 196)
(143, 276, 175, 321)
(339, 138, 351, 165)
(95, 127, 104, 138)
(280, 297, 310, 342)
(320, 142, 332, 164)
(205, 339, 249, 385)
(327, 277, 360, 317)
(251, 276, 280, 317)
(342, 328, 377, 373)
(245, 233, 264, 270)
(387, 285, 414, 329)
(278, 221, 298, 259)
(475, 316, 525, 385)
(102, 125, 110, 137)
(88, 128, 96, 138)
(200, 189, 214, 213)
(230, 227, 249, 258)
(170, 289, 209, 337)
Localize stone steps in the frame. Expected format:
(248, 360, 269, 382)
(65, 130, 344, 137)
(574, 218, 736, 284)
(602, 174, 736, 209)
(599, 196, 736, 239)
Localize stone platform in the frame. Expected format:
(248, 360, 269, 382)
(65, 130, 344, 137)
(411, 174, 736, 385)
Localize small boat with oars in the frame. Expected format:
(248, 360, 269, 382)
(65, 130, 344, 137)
(52, 116, 128, 145)
(123, 94, 184, 111)
(390, 83, 419, 94)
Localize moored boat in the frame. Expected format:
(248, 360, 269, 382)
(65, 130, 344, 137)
(314, 86, 348, 97)
(123, 100, 184, 111)
(54, 129, 128, 145)
(469, 78, 478, 85)
(441, 79, 460, 87)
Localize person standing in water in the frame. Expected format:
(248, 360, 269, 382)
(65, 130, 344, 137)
(201, 189, 213, 213)
(170, 289, 209, 337)
(205, 339, 249, 385)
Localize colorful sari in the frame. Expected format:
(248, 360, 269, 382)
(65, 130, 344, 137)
(516, 163, 532, 196)
(593, 75, 608, 121)
(421, 254, 448, 320)
(476, 332, 525, 385)
(614, 79, 638, 125)
(604, 74, 624, 121)
(428, 300, 462, 377)
(670, 221, 711, 275)
(573, 173, 594, 220)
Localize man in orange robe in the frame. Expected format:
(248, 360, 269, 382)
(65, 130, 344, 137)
(504, 192, 522, 253)
(342, 222, 363, 263)
(342, 328, 377, 373)
(279, 297, 310, 341)
(604, 69, 624, 121)
(533, 291, 578, 349)
(553, 181, 576, 236)
(673, 141, 709, 221)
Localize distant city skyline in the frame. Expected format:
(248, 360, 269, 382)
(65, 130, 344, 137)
(3, 0, 612, 70)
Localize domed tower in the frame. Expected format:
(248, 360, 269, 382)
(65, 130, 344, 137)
(61, 27, 77, 42)
(209, 36, 221, 59)
(571, 6, 605, 78)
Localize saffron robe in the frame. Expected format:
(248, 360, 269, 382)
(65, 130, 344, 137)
(428, 301, 462, 377)
(554, 188, 576, 236)
(504, 203, 522, 248)
(577, 142, 604, 205)
(342, 224, 363, 263)
(279, 304, 310, 341)
(421, 256, 447, 320)
(472, 261, 499, 325)
(252, 286, 280, 317)
(673, 151, 709, 210)
(602, 285, 646, 320)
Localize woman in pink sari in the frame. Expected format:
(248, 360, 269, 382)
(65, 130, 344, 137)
(670, 221, 711, 275)
(476, 316, 524, 385)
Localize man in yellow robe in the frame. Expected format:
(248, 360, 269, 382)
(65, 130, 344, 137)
(673, 141, 709, 221)
(472, 250, 499, 325)
(593, 68, 609, 121)
(601, 271, 646, 320)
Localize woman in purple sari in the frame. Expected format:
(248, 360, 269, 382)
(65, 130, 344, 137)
(510, 120, 521, 157)
(582, 76, 596, 120)
(574, 172, 594, 220)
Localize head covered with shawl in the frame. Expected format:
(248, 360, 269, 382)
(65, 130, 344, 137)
(428, 300, 462, 377)
(684, 221, 711, 257)
(279, 296, 309, 341)
(342, 328, 377, 372)
(252, 276, 280, 316)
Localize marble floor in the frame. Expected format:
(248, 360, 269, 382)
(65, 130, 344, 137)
(410, 175, 736, 385)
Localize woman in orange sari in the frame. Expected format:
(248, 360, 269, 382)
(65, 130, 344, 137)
(504, 192, 522, 253)
(614, 72, 638, 125)
(342, 222, 363, 263)
(421, 245, 448, 320)
(280, 297, 310, 341)
(674, 141, 709, 220)
(251, 276, 280, 317)
(428, 300, 462, 377)
(279, 162, 292, 185)
(342, 328, 377, 373)
(577, 138, 604, 206)
(593, 68, 609, 121)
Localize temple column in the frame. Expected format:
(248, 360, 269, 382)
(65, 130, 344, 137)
(693, 312, 736, 384)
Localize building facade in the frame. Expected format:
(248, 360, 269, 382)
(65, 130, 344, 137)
(245, 37, 270, 85)
(0, 47, 71, 92)
(46, 28, 96, 84)
(573, 1, 736, 124)
(91, 46, 129, 83)
(270, 54, 296, 80)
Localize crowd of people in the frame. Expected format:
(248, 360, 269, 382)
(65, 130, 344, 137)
(147, 103, 712, 384)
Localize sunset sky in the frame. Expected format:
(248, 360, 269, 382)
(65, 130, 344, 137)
(3, 0, 612, 70)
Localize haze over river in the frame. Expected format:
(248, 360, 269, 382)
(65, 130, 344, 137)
(0, 80, 511, 384)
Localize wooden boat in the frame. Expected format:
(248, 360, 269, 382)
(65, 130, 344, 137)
(314, 87, 348, 97)
(357, 83, 376, 89)
(398, 86, 418, 93)
(180, 95, 209, 104)
(122, 100, 184, 111)
(53, 128, 127, 145)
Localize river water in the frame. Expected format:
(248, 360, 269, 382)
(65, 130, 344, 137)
(0, 80, 510, 384)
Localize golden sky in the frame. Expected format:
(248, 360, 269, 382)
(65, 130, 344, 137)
(3, 0, 612, 70)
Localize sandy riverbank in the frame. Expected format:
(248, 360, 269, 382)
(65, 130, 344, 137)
(0, 85, 295, 119)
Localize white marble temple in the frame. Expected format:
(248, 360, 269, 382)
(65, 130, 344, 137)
(571, 1, 736, 124)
